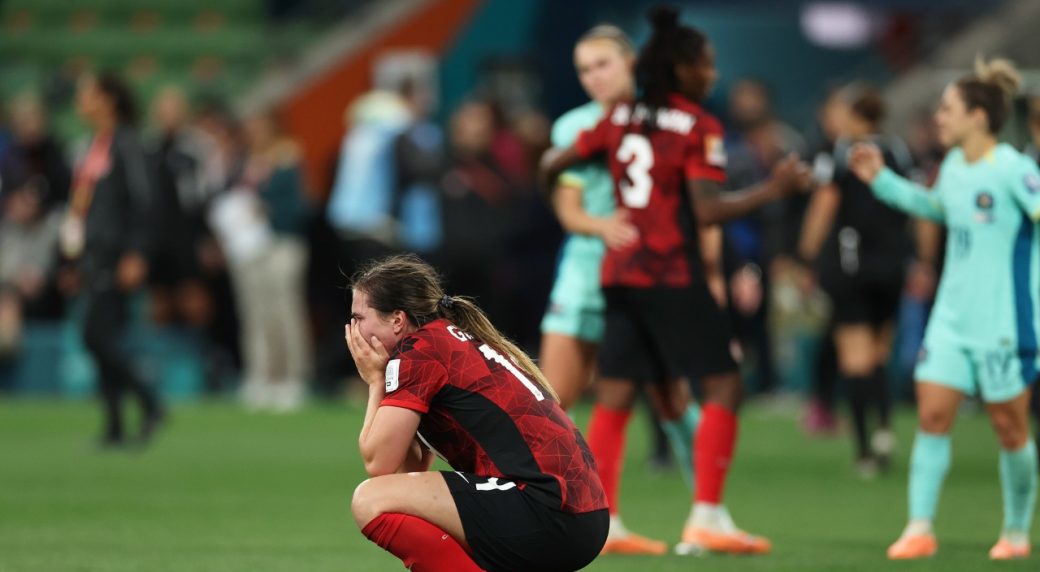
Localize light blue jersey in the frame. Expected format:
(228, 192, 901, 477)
(541, 101, 616, 342)
(872, 143, 1040, 401)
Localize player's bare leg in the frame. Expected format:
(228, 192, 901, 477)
(539, 332, 598, 410)
(352, 472, 483, 571)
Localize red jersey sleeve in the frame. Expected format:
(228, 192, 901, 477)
(379, 343, 448, 414)
(574, 111, 613, 158)
(684, 115, 727, 183)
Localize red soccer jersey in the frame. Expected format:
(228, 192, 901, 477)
(379, 319, 607, 515)
(576, 93, 727, 288)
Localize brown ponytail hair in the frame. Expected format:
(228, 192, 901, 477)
(350, 255, 559, 402)
(955, 56, 1022, 134)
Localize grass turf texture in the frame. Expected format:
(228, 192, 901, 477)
(0, 399, 1034, 571)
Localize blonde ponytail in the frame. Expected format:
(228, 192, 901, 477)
(441, 297, 560, 403)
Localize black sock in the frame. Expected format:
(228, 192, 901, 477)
(846, 375, 871, 459)
(873, 366, 892, 430)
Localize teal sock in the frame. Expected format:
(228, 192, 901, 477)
(999, 441, 1038, 533)
(660, 403, 701, 489)
(908, 431, 951, 522)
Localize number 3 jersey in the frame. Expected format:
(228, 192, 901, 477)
(575, 93, 727, 288)
(379, 319, 608, 514)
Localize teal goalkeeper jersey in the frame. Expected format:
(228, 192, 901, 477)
(552, 101, 615, 261)
(872, 143, 1040, 351)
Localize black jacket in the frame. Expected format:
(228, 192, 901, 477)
(84, 125, 156, 265)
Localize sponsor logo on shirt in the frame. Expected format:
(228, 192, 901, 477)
(975, 191, 995, 223)
(1025, 173, 1040, 193)
(706, 135, 727, 168)
(385, 359, 401, 392)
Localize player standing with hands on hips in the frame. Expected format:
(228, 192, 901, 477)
(849, 57, 1039, 561)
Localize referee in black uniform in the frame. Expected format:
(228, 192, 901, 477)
(66, 72, 163, 447)
(798, 85, 916, 477)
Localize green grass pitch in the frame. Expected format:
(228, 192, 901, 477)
(0, 398, 1034, 571)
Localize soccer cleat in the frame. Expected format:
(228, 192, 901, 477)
(601, 533, 668, 555)
(887, 533, 937, 560)
(989, 538, 1030, 560)
(677, 526, 772, 555)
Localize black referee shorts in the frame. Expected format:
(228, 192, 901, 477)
(598, 284, 738, 383)
(442, 471, 607, 572)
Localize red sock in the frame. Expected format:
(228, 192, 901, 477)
(694, 403, 738, 504)
(361, 513, 484, 572)
(587, 404, 631, 515)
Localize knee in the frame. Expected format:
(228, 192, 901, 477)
(703, 374, 743, 411)
(838, 353, 874, 377)
(596, 380, 637, 410)
(917, 408, 954, 434)
(351, 479, 381, 530)
(990, 410, 1029, 450)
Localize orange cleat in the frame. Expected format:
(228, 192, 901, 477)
(677, 526, 772, 555)
(887, 533, 938, 560)
(601, 533, 668, 555)
(989, 538, 1030, 560)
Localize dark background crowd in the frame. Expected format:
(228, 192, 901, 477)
(2, 0, 1039, 422)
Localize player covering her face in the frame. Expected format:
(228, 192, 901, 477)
(348, 255, 608, 572)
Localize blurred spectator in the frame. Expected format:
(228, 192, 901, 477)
(439, 101, 517, 325)
(393, 78, 446, 256)
(723, 78, 806, 393)
(208, 110, 311, 412)
(499, 108, 560, 349)
(326, 90, 410, 275)
(0, 94, 69, 363)
(487, 102, 532, 186)
(0, 93, 71, 209)
(193, 99, 247, 390)
(902, 108, 945, 184)
(68, 72, 163, 446)
(146, 87, 219, 329)
(1024, 94, 1040, 166)
(0, 185, 63, 360)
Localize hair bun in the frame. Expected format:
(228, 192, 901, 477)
(649, 5, 680, 32)
(974, 55, 1021, 100)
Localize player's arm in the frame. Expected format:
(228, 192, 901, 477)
(687, 154, 811, 226)
(797, 183, 840, 264)
(848, 143, 944, 222)
(360, 404, 423, 477)
(399, 438, 435, 473)
(699, 225, 727, 307)
(347, 320, 425, 477)
(552, 182, 638, 249)
(539, 114, 611, 196)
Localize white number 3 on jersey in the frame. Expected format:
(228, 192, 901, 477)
(617, 133, 654, 208)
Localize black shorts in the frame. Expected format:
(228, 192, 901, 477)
(442, 471, 607, 572)
(599, 284, 738, 383)
(825, 276, 902, 327)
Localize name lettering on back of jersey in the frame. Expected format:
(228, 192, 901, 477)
(385, 359, 401, 392)
(447, 325, 474, 343)
(610, 103, 696, 135)
(478, 344, 545, 401)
